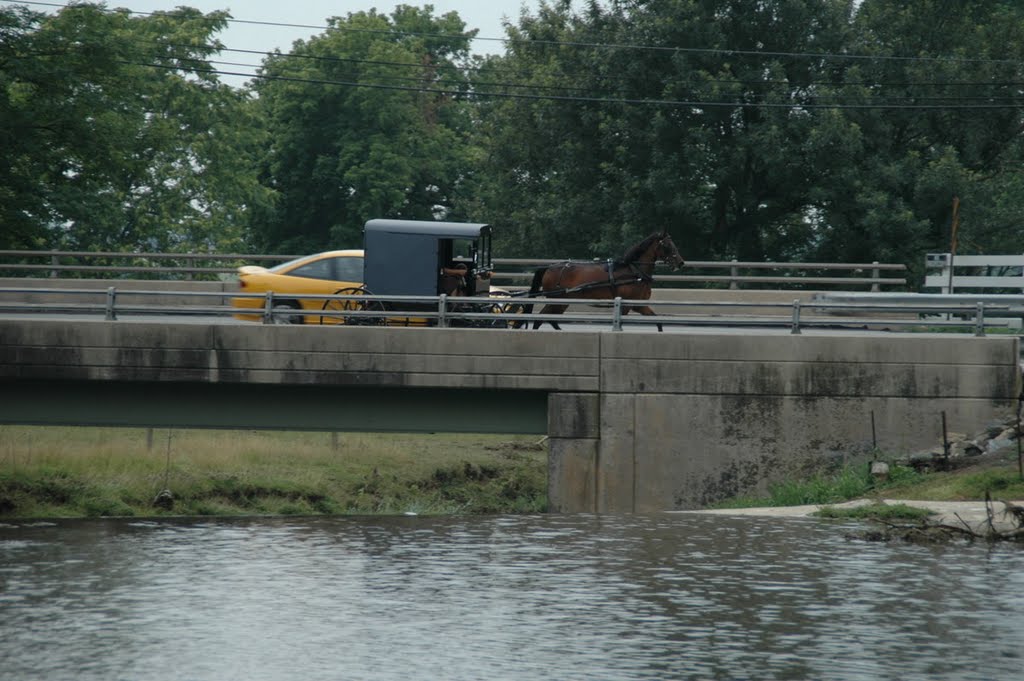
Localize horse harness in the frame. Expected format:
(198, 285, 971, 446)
(544, 259, 652, 297)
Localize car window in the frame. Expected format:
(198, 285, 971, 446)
(333, 256, 364, 282)
(288, 259, 334, 281)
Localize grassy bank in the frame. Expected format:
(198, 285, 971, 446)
(0, 426, 548, 518)
(713, 452, 1024, 510)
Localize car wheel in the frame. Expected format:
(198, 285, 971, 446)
(270, 302, 302, 325)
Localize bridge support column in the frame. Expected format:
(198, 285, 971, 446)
(547, 393, 599, 512)
(597, 394, 637, 513)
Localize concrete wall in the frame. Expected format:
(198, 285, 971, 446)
(0, 318, 1018, 512)
(589, 332, 1019, 511)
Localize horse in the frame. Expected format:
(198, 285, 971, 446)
(516, 230, 685, 331)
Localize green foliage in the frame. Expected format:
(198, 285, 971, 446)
(882, 464, 1024, 501)
(763, 464, 876, 506)
(247, 7, 477, 252)
(5, 1, 1024, 271)
(0, 3, 271, 252)
(714, 460, 924, 508)
(472, 0, 1024, 274)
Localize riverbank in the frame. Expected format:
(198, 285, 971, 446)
(3, 423, 1023, 520)
(0, 426, 548, 518)
(685, 497, 1024, 533)
(692, 439, 1024, 539)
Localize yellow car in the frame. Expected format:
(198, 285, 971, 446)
(232, 250, 365, 324)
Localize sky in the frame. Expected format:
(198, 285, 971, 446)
(14, 0, 551, 85)
(121, 2, 538, 59)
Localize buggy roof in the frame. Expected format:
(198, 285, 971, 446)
(363, 218, 490, 239)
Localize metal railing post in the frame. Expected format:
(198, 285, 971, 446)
(871, 261, 880, 292)
(105, 286, 117, 321)
(730, 259, 739, 290)
(612, 297, 623, 331)
(262, 291, 274, 324)
(975, 302, 985, 337)
(790, 299, 801, 335)
(50, 250, 59, 279)
(438, 294, 447, 328)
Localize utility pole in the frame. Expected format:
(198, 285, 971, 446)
(947, 196, 960, 295)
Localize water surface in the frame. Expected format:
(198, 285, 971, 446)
(1, 514, 1021, 680)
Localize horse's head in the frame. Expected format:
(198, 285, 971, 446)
(657, 232, 685, 270)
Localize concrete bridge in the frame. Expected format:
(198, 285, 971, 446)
(0, 319, 1018, 512)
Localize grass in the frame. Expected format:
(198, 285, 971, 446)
(712, 453, 1024, 510)
(0, 426, 548, 518)
(878, 464, 1024, 501)
(814, 502, 935, 521)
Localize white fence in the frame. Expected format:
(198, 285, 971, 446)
(925, 253, 1024, 294)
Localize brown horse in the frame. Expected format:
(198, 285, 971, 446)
(516, 230, 685, 331)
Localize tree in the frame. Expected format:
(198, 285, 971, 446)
(0, 3, 270, 252)
(473, 0, 857, 261)
(247, 7, 476, 253)
(466, 2, 619, 258)
(807, 0, 1024, 274)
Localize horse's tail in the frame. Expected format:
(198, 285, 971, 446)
(513, 267, 546, 329)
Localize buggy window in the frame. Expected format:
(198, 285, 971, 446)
(451, 238, 475, 261)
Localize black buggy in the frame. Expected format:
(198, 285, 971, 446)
(320, 218, 518, 327)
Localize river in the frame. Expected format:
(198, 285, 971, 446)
(1, 513, 1022, 681)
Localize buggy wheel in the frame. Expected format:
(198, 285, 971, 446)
(320, 287, 386, 326)
(486, 288, 527, 328)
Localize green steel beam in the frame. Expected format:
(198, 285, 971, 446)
(0, 380, 549, 434)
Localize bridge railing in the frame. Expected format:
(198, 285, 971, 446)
(0, 286, 1006, 335)
(494, 258, 907, 290)
(0, 250, 907, 290)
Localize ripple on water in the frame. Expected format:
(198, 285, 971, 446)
(0, 514, 1022, 681)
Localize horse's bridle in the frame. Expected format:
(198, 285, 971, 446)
(631, 239, 674, 268)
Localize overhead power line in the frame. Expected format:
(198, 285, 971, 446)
(128, 58, 1024, 110)
(13, 0, 1024, 67)
(8, 0, 1024, 109)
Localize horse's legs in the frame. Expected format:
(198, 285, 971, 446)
(533, 303, 568, 330)
(632, 305, 663, 332)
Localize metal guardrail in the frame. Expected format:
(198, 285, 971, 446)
(0, 286, 1009, 335)
(0, 250, 907, 290)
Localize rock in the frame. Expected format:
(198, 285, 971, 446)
(870, 461, 890, 482)
(987, 437, 1016, 454)
(985, 423, 1008, 438)
(152, 489, 174, 510)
